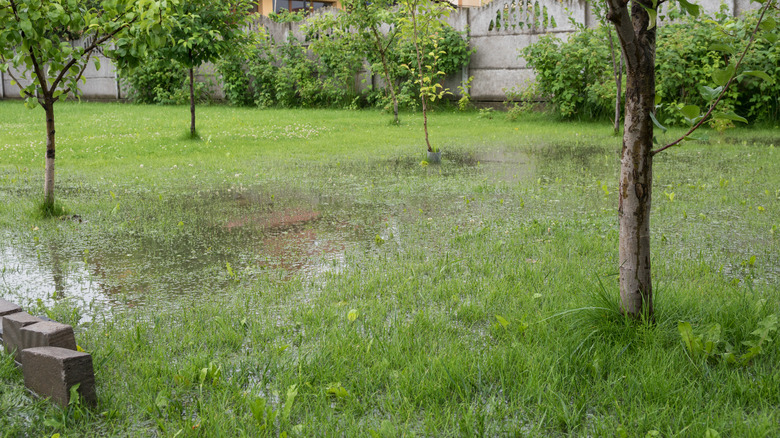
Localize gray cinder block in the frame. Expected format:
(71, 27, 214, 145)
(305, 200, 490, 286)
(22, 346, 96, 407)
(2, 312, 41, 360)
(20, 321, 77, 352)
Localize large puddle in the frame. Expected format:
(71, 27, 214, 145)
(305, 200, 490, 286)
(0, 144, 653, 319)
(0, 201, 381, 320)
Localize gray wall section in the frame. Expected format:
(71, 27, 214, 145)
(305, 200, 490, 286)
(0, 0, 759, 104)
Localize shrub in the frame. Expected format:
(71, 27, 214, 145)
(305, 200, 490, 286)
(121, 56, 211, 105)
(520, 8, 780, 124)
(218, 23, 472, 110)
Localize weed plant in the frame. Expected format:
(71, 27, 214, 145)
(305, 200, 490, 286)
(0, 101, 778, 436)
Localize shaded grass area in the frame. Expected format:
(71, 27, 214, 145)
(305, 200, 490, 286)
(0, 101, 779, 437)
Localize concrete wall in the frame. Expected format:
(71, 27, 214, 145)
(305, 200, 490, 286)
(1, 38, 122, 101)
(0, 0, 760, 104)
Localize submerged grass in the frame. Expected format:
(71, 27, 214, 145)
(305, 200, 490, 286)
(0, 101, 779, 437)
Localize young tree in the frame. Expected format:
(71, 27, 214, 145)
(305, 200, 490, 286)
(398, 0, 452, 153)
(604, 0, 777, 319)
(344, 0, 403, 124)
(305, 0, 402, 123)
(157, 0, 254, 137)
(0, 0, 171, 209)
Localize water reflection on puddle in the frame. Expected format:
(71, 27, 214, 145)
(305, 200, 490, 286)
(0, 243, 105, 319)
(0, 213, 364, 320)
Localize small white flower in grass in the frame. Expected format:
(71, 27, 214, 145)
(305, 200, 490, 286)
(139, 164, 143, 168)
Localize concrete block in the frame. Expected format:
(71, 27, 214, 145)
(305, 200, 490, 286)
(20, 321, 77, 352)
(2, 312, 41, 360)
(0, 299, 22, 341)
(0, 298, 21, 317)
(22, 347, 96, 407)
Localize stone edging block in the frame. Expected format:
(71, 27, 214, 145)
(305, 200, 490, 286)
(0, 299, 23, 341)
(2, 312, 41, 361)
(1, 299, 98, 408)
(22, 346, 97, 407)
(21, 320, 78, 352)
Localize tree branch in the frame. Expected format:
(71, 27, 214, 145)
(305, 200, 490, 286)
(652, 0, 773, 155)
(50, 14, 139, 92)
(0, 59, 35, 98)
(605, 0, 639, 72)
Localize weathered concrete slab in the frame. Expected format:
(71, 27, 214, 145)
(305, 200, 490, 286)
(22, 346, 96, 407)
(20, 321, 77, 352)
(2, 312, 41, 360)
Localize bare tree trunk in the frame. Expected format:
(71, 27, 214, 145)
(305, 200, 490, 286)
(379, 49, 400, 125)
(371, 26, 400, 125)
(43, 101, 56, 207)
(189, 66, 196, 137)
(608, 0, 656, 319)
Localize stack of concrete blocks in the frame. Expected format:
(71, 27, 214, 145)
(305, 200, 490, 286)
(0, 298, 96, 407)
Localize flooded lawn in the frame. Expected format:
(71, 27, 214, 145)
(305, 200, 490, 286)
(1, 104, 778, 437)
(0, 146, 545, 317)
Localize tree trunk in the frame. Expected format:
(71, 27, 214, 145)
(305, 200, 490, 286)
(189, 67, 196, 137)
(43, 101, 56, 207)
(607, 26, 622, 135)
(380, 50, 400, 125)
(613, 1, 657, 319)
(371, 26, 400, 125)
(408, 8, 432, 152)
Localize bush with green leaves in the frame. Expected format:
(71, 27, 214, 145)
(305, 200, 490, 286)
(218, 36, 358, 108)
(121, 57, 211, 105)
(521, 8, 779, 124)
(218, 22, 471, 110)
(389, 25, 473, 109)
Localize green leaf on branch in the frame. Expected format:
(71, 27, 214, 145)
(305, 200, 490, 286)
(679, 105, 700, 120)
(677, 0, 701, 16)
(649, 112, 668, 133)
(698, 85, 723, 102)
(712, 64, 736, 86)
(684, 133, 708, 142)
(708, 43, 733, 54)
(742, 70, 774, 84)
(640, 4, 657, 30)
(759, 16, 776, 31)
(713, 111, 748, 124)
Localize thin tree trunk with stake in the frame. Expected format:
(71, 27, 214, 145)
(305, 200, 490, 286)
(189, 65, 196, 137)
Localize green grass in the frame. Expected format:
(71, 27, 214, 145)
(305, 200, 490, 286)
(1, 101, 779, 437)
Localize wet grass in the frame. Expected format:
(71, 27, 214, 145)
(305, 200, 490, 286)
(0, 101, 779, 437)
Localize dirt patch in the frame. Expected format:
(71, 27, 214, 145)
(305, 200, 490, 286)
(225, 208, 321, 231)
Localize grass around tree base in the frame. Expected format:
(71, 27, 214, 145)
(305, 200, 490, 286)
(0, 101, 778, 437)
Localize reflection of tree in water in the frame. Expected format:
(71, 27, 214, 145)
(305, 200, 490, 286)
(49, 242, 66, 300)
(87, 254, 144, 307)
